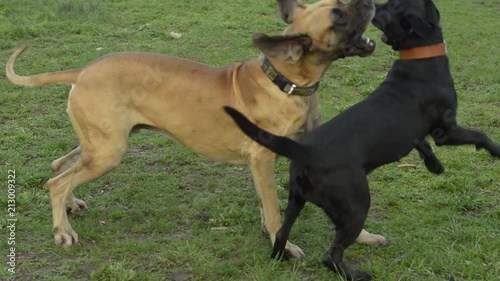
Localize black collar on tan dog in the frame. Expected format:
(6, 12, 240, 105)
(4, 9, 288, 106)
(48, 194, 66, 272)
(258, 55, 319, 96)
(399, 42, 447, 60)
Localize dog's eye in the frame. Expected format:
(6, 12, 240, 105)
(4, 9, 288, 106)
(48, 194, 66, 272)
(332, 8, 348, 26)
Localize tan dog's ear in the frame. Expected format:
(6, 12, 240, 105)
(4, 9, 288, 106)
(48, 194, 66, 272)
(277, 0, 305, 24)
(252, 33, 312, 63)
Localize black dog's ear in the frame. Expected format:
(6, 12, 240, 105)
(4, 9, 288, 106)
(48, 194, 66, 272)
(404, 12, 433, 37)
(426, 0, 440, 26)
(404, 0, 440, 37)
(252, 33, 312, 63)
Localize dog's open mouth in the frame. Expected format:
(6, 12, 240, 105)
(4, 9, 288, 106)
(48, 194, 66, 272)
(339, 0, 376, 57)
(358, 36, 376, 56)
(341, 36, 376, 57)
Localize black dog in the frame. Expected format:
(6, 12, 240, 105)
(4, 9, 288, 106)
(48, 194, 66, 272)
(224, 0, 500, 280)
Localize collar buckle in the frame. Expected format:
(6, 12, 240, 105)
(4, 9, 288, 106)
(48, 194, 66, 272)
(286, 84, 297, 95)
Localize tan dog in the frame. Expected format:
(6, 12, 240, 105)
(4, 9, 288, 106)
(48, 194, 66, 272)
(6, 0, 386, 257)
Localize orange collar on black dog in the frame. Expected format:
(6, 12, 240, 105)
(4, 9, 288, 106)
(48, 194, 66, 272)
(399, 42, 447, 60)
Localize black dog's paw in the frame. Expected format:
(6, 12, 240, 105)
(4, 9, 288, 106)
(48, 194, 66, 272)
(490, 144, 500, 158)
(340, 268, 373, 281)
(351, 270, 374, 281)
(352, 270, 374, 281)
(424, 156, 445, 174)
(270, 249, 290, 261)
(477, 143, 500, 158)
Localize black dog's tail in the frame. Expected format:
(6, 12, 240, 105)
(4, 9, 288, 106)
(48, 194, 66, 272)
(223, 106, 312, 166)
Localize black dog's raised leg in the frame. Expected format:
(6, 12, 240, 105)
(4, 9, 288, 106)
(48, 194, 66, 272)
(434, 126, 500, 157)
(271, 190, 306, 260)
(415, 139, 445, 174)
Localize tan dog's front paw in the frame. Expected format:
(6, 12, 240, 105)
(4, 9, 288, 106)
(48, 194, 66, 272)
(285, 241, 306, 259)
(53, 226, 79, 247)
(66, 196, 87, 214)
(356, 229, 390, 247)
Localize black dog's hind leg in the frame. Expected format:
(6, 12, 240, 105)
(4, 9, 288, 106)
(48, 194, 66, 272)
(271, 166, 307, 260)
(322, 215, 373, 280)
(322, 227, 372, 281)
(415, 139, 445, 174)
(321, 170, 373, 281)
(434, 126, 500, 157)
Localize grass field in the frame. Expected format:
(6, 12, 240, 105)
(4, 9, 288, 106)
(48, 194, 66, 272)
(0, 0, 499, 280)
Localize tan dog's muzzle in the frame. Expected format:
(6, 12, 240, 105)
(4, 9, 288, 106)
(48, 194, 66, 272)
(276, 0, 376, 61)
(335, 0, 377, 57)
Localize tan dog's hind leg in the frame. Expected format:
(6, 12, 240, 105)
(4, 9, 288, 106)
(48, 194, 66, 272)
(356, 229, 389, 247)
(51, 146, 87, 213)
(47, 94, 129, 246)
(51, 146, 81, 176)
(47, 147, 125, 246)
(47, 131, 127, 246)
(64, 192, 87, 214)
(247, 152, 305, 259)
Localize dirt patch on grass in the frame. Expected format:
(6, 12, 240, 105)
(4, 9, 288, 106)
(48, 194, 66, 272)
(167, 271, 194, 281)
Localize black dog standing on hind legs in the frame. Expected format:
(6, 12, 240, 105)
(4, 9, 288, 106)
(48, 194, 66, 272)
(224, 0, 500, 280)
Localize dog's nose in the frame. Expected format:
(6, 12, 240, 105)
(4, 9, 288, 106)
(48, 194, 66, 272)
(381, 33, 389, 43)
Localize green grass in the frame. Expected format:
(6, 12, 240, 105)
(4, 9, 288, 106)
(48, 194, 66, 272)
(0, 0, 499, 280)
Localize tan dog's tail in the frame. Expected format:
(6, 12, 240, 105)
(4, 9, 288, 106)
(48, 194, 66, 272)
(6, 45, 81, 87)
